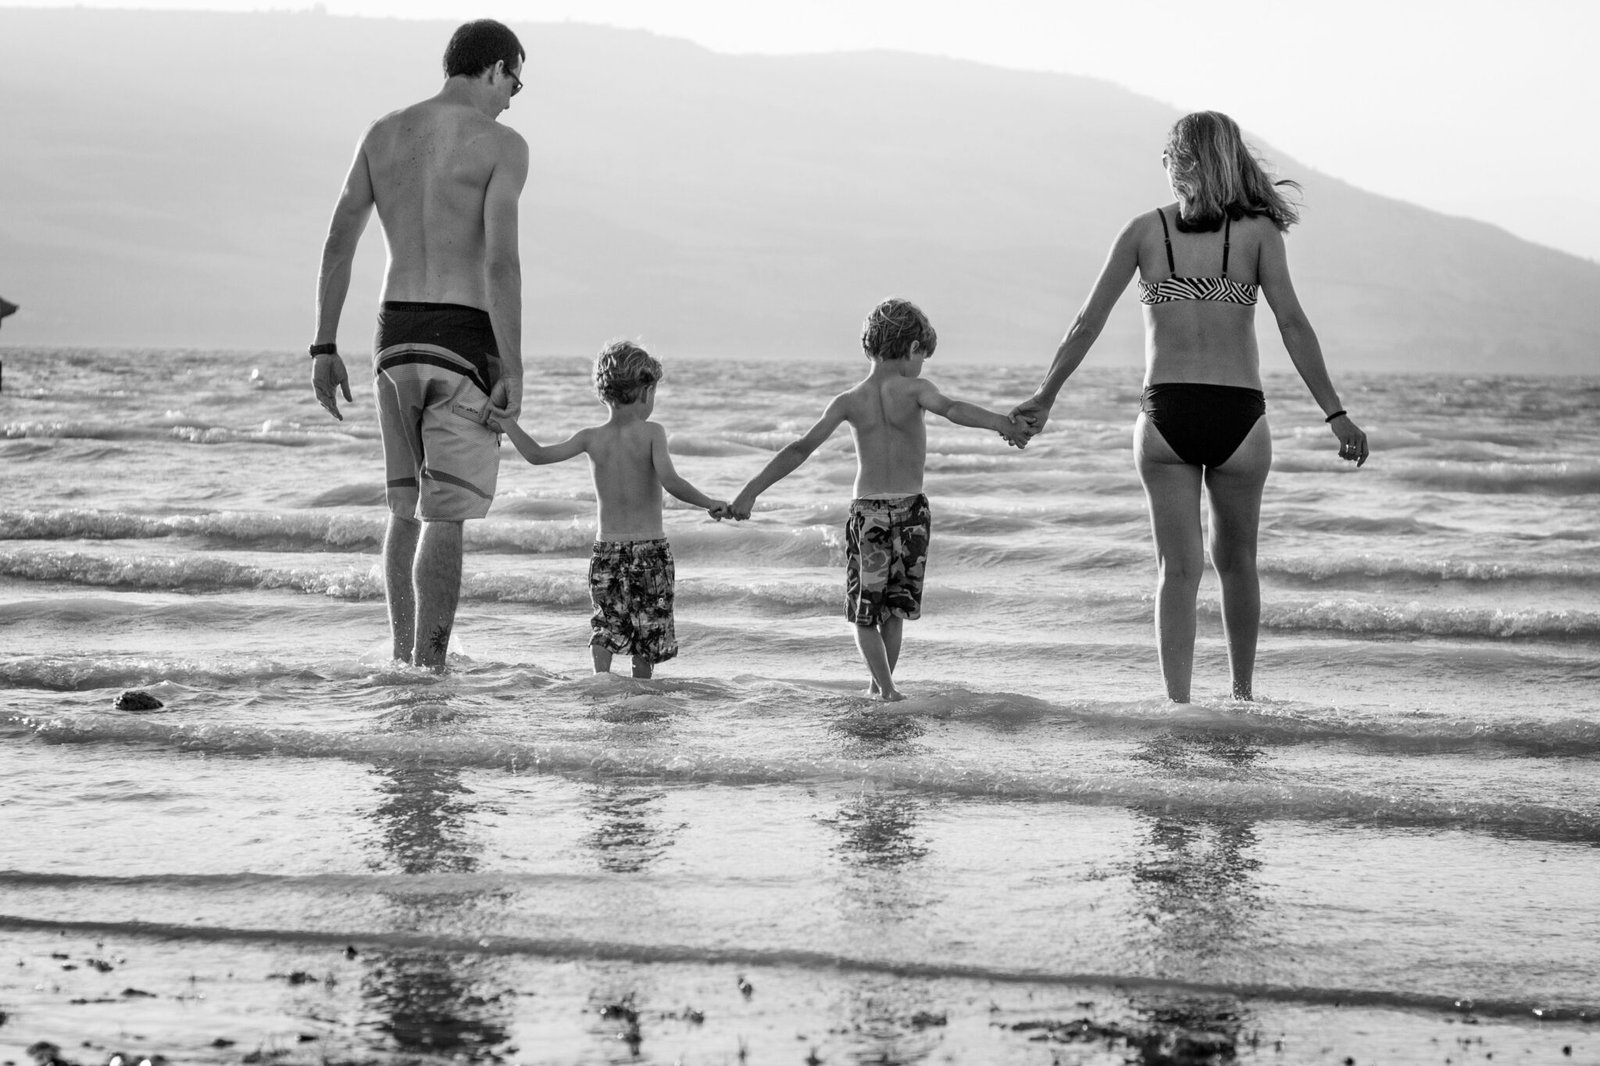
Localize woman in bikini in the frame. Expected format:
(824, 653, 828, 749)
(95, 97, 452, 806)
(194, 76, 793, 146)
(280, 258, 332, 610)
(1012, 110, 1368, 703)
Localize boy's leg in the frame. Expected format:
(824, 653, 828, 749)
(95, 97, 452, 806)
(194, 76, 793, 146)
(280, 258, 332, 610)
(881, 613, 904, 676)
(592, 644, 614, 674)
(854, 621, 901, 700)
(631, 655, 653, 680)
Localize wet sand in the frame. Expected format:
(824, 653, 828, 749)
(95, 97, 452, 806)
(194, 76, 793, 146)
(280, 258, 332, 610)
(4, 928, 1593, 1065)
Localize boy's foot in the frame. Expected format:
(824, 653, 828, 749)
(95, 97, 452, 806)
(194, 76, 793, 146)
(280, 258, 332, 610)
(877, 690, 905, 703)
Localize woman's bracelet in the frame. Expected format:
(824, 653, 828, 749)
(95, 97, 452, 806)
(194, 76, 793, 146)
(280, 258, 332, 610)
(1324, 409, 1347, 423)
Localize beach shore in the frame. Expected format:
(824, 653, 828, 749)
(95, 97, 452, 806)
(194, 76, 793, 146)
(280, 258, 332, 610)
(5, 926, 1593, 1065)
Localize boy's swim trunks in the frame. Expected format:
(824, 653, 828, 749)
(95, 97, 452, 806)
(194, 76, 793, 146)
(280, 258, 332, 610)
(589, 538, 678, 664)
(373, 301, 501, 521)
(844, 493, 931, 626)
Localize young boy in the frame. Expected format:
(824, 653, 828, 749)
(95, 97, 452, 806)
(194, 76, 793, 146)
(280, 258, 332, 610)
(490, 341, 728, 678)
(728, 298, 1027, 701)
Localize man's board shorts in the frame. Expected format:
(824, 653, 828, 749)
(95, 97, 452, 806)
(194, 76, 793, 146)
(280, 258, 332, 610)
(844, 493, 931, 626)
(373, 301, 501, 521)
(589, 538, 678, 665)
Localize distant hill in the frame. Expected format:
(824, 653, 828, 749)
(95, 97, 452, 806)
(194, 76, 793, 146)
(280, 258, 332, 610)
(0, 8, 1596, 373)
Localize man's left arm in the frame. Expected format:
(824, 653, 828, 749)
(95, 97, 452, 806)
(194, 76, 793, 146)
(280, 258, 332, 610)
(483, 129, 531, 423)
(310, 139, 376, 421)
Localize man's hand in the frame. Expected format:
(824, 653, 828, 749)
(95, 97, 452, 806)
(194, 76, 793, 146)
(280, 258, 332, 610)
(489, 376, 523, 426)
(312, 353, 353, 421)
(729, 491, 756, 520)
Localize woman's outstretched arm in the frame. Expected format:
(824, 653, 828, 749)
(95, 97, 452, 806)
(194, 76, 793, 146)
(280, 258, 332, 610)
(1012, 216, 1141, 435)
(1258, 226, 1369, 466)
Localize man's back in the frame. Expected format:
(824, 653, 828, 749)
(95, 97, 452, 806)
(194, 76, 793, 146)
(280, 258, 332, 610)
(363, 99, 516, 309)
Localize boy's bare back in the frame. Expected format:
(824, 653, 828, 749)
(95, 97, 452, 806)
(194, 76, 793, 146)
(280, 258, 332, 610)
(836, 367, 937, 497)
(585, 418, 672, 540)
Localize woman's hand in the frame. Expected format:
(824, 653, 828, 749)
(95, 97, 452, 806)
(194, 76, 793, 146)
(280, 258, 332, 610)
(1009, 394, 1053, 441)
(1329, 413, 1369, 467)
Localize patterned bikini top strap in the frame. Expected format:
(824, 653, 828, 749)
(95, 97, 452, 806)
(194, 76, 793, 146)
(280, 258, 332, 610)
(1222, 213, 1232, 276)
(1156, 208, 1175, 274)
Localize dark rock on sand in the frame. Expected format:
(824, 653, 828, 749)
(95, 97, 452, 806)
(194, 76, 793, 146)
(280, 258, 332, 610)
(113, 690, 164, 712)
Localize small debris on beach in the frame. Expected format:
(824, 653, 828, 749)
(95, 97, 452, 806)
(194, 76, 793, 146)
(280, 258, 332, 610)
(112, 691, 163, 712)
(737, 975, 754, 999)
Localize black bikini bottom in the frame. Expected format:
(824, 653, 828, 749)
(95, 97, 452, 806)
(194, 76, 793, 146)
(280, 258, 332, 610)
(1140, 383, 1266, 468)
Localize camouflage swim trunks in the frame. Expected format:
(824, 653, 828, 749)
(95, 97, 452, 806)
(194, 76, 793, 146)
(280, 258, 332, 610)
(589, 538, 678, 664)
(844, 494, 931, 626)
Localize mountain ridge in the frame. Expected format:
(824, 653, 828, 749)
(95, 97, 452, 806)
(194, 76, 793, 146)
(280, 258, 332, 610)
(0, 8, 1595, 373)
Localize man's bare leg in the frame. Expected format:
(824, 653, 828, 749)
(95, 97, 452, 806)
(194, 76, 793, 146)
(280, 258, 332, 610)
(383, 514, 422, 662)
(412, 519, 464, 670)
(854, 622, 902, 701)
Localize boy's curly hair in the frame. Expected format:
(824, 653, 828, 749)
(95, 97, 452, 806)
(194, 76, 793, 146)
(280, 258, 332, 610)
(860, 298, 937, 362)
(594, 340, 662, 406)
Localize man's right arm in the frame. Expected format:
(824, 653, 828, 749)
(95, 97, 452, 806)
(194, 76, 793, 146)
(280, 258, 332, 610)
(311, 136, 376, 421)
(483, 129, 531, 423)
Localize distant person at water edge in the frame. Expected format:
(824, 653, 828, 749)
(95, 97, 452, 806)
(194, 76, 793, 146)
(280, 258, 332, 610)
(0, 296, 17, 325)
(308, 19, 529, 670)
(728, 299, 1029, 701)
(1009, 111, 1368, 703)
(489, 342, 731, 679)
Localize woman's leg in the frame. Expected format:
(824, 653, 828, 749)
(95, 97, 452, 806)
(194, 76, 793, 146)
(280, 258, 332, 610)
(1204, 418, 1272, 700)
(1135, 414, 1206, 702)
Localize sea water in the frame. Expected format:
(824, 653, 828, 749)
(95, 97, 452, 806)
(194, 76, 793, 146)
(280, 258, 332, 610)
(1, 347, 1597, 1064)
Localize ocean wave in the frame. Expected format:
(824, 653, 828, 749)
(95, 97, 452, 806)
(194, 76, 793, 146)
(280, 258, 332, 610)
(1255, 597, 1600, 641)
(3, 417, 366, 447)
(663, 433, 776, 457)
(13, 710, 1599, 843)
(1260, 551, 1600, 585)
(0, 507, 388, 549)
(1387, 459, 1600, 495)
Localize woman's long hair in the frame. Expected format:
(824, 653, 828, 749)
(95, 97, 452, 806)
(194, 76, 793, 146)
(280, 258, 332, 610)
(1164, 111, 1300, 232)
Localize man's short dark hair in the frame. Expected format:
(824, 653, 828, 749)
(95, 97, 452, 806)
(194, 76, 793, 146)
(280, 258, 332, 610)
(861, 298, 937, 361)
(443, 19, 524, 79)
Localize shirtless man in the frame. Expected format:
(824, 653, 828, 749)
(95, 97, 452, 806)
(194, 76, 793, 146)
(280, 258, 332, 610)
(310, 19, 529, 670)
(729, 298, 1027, 700)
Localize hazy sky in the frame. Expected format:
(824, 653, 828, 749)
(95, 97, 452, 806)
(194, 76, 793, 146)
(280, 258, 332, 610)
(9, 0, 1595, 260)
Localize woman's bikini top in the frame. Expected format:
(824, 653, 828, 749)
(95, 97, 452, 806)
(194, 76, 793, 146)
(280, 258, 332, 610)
(1137, 208, 1258, 306)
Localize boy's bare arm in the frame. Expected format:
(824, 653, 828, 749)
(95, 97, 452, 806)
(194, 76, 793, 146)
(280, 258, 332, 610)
(650, 426, 727, 513)
(731, 396, 848, 516)
(917, 381, 1029, 447)
(495, 418, 589, 465)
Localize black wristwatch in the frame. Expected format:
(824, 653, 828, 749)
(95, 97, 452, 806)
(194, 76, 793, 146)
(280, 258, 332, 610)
(309, 342, 337, 358)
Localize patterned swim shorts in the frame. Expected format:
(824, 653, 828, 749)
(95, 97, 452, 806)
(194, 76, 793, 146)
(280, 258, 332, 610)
(589, 538, 678, 664)
(844, 494, 931, 626)
(372, 301, 501, 522)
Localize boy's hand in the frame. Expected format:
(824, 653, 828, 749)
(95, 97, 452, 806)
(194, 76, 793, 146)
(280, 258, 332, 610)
(707, 501, 735, 521)
(1009, 395, 1050, 439)
(997, 415, 1030, 450)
